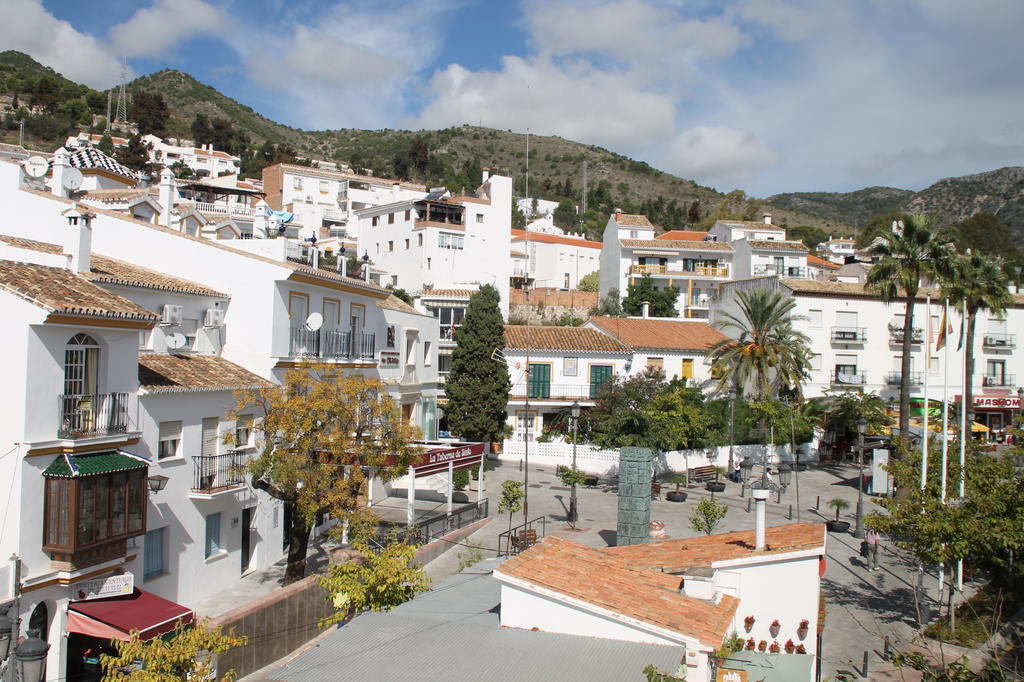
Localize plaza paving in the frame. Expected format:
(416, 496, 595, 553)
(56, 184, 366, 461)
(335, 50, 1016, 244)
(247, 457, 984, 680)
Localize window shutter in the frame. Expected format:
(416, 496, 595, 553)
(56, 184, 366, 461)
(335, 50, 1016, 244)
(202, 418, 218, 458)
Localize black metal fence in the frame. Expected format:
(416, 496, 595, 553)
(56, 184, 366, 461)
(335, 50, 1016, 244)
(193, 450, 246, 492)
(58, 392, 129, 439)
(498, 515, 548, 557)
(373, 498, 489, 551)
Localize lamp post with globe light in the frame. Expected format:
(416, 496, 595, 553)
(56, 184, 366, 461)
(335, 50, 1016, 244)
(854, 417, 867, 539)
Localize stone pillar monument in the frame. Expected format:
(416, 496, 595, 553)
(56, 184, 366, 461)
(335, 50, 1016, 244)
(616, 447, 653, 546)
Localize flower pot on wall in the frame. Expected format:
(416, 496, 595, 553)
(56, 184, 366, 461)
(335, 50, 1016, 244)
(826, 520, 850, 533)
(666, 490, 687, 502)
(706, 481, 726, 493)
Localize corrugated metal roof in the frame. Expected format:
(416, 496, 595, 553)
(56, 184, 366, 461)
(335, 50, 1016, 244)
(43, 451, 148, 478)
(268, 564, 685, 682)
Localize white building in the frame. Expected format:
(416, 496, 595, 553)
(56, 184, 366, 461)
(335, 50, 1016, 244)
(732, 238, 810, 279)
(0, 155, 442, 679)
(511, 228, 601, 290)
(715, 276, 1024, 433)
(818, 237, 857, 265)
(496, 522, 826, 681)
(517, 196, 560, 218)
(599, 211, 734, 319)
(141, 135, 241, 178)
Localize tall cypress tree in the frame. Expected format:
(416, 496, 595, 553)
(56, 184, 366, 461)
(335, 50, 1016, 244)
(444, 285, 510, 443)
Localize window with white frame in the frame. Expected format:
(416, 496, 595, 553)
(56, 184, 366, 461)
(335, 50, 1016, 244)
(144, 527, 167, 577)
(158, 421, 182, 460)
(205, 512, 221, 558)
(810, 353, 822, 371)
(235, 414, 252, 448)
(808, 309, 822, 328)
(476, 213, 484, 223)
(292, 177, 303, 190)
(424, 341, 432, 366)
(438, 233, 464, 250)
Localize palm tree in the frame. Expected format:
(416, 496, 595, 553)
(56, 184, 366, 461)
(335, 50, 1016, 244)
(942, 251, 1012, 415)
(866, 215, 952, 440)
(710, 288, 811, 400)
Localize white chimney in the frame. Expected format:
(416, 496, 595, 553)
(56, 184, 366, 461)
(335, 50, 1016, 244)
(158, 166, 176, 228)
(482, 167, 491, 184)
(392, 182, 400, 200)
(51, 147, 70, 198)
(253, 199, 270, 238)
(763, 213, 772, 225)
(641, 301, 650, 318)
(62, 207, 93, 274)
(752, 485, 769, 550)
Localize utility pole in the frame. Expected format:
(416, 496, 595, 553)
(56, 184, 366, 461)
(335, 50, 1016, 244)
(582, 159, 588, 215)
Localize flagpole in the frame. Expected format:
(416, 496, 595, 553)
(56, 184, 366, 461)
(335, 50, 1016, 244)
(939, 298, 951, 603)
(957, 296, 968, 592)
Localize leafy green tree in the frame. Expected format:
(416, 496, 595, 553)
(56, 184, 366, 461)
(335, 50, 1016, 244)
(231, 367, 419, 583)
(56, 97, 91, 125)
(511, 204, 527, 230)
(114, 132, 153, 174)
(28, 75, 60, 112)
(499, 480, 524, 531)
(130, 90, 170, 136)
(787, 224, 828, 250)
(169, 160, 195, 180)
(949, 213, 1023, 269)
(318, 533, 431, 626)
(687, 200, 701, 226)
(444, 284, 511, 443)
(690, 497, 728, 535)
(867, 215, 952, 439)
(819, 390, 891, 439)
(577, 271, 599, 292)
(96, 132, 115, 156)
(709, 288, 811, 400)
(588, 368, 675, 449)
(591, 288, 623, 317)
(552, 198, 578, 229)
(645, 386, 717, 451)
(556, 465, 587, 528)
(942, 251, 1012, 414)
(622, 274, 679, 317)
(101, 619, 246, 681)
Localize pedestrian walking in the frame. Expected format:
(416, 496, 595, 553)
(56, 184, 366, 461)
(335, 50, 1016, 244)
(866, 529, 881, 571)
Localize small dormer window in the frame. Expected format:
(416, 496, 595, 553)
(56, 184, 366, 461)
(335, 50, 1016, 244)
(630, 230, 638, 238)
(292, 177, 303, 191)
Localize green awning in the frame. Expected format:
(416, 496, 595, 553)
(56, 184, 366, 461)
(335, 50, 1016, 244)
(42, 451, 149, 478)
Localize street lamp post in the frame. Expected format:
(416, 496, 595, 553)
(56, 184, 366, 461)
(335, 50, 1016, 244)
(776, 462, 792, 504)
(569, 401, 581, 525)
(1017, 387, 1023, 433)
(854, 417, 867, 539)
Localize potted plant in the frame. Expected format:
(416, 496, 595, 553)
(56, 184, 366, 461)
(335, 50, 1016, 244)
(743, 615, 755, 632)
(706, 466, 727, 493)
(769, 641, 780, 654)
(795, 644, 807, 654)
(666, 476, 688, 502)
(769, 619, 780, 638)
(745, 638, 756, 650)
(826, 498, 851, 533)
(757, 640, 767, 652)
(797, 619, 809, 640)
(452, 469, 470, 503)
(784, 639, 795, 654)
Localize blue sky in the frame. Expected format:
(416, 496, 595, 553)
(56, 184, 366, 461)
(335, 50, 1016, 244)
(7, 0, 1024, 197)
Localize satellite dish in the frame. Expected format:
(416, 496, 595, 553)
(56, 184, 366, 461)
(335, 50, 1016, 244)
(167, 333, 187, 349)
(305, 312, 323, 332)
(23, 156, 48, 178)
(62, 167, 84, 191)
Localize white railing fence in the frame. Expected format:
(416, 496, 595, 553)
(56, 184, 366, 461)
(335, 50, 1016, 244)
(498, 439, 819, 476)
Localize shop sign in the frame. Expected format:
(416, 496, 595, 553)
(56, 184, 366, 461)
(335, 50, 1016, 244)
(379, 351, 401, 367)
(413, 442, 485, 476)
(72, 573, 134, 601)
(973, 395, 1020, 409)
(716, 670, 748, 682)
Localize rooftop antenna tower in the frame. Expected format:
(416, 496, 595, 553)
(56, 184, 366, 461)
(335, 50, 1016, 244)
(105, 91, 112, 132)
(582, 159, 588, 215)
(114, 56, 129, 125)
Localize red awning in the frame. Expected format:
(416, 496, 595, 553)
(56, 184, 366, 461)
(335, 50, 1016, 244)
(67, 588, 194, 641)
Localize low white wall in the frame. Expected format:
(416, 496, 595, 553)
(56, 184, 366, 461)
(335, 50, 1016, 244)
(497, 440, 819, 476)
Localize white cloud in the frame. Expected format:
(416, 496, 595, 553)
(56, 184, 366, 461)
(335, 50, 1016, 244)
(662, 126, 780, 190)
(413, 56, 677, 150)
(108, 0, 225, 58)
(0, 0, 123, 88)
(524, 0, 746, 63)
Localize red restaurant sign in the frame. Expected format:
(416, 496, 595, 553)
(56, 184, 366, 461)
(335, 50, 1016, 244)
(958, 394, 1021, 409)
(413, 442, 486, 477)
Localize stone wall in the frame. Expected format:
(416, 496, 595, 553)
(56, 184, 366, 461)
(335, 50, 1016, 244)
(508, 288, 597, 325)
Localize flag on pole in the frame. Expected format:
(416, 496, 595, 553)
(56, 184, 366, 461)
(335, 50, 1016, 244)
(935, 303, 952, 351)
(956, 297, 966, 351)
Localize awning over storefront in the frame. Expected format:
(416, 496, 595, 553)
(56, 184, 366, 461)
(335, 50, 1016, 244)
(67, 588, 194, 641)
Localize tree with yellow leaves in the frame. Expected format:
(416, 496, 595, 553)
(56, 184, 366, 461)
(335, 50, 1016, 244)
(100, 619, 245, 681)
(231, 365, 420, 584)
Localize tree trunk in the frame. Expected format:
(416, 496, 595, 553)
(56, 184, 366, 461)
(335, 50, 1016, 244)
(284, 513, 312, 585)
(898, 297, 916, 443)
(963, 308, 977, 427)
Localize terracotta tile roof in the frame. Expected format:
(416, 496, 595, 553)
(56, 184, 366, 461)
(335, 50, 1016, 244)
(504, 325, 630, 352)
(496, 536, 739, 647)
(138, 353, 271, 393)
(0, 259, 158, 323)
(748, 239, 808, 252)
(657, 230, 709, 241)
(604, 523, 827, 571)
(511, 229, 602, 250)
(81, 188, 153, 202)
(807, 254, 839, 269)
(589, 317, 729, 351)
(622, 239, 733, 252)
(418, 288, 477, 299)
(779, 277, 1024, 305)
(377, 294, 420, 314)
(272, 163, 426, 191)
(612, 213, 654, 227)
(0, 236, 227, 297)
(509, 288, 597, 308)
(510, 249, 527, 257)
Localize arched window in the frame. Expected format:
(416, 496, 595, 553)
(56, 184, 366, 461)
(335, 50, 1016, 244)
(64, 334, 99, 397)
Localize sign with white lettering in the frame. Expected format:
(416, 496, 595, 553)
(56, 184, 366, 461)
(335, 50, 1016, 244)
(379, 351, 401, 367)
(72, 573, 134, 601)
(413, 442, 486, 477)
(973, 395, 1020, 409)
(716, 669, 748, 682)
